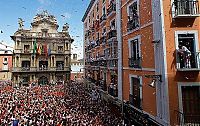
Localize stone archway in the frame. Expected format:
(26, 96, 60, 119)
(38, 76, 48, 85)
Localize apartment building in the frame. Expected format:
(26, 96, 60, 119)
(122, 0, 200, 125)
(0, 42, 13, 80)
(83, 0, 200, 125)
(161, 0, 200, 125)
(82, 0, 118, 97)
(11, 11, 73, 86)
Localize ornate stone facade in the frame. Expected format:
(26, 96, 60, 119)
(11, 11, 73, 86)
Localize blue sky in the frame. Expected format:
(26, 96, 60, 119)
(0, 0, 90, 59)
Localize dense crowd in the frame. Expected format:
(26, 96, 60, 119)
(0, 80, 122, 126)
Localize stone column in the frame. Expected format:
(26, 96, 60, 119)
(48, 57, 51, 68)
(17, 75, 20, 86)
(19, 56, 21, 67)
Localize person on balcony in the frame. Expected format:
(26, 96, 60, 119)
(178, 44, 191, 68)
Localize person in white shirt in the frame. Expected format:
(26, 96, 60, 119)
(178, 45, 191, 68)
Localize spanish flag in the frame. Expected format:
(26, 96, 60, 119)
(37, 43, 41, 55)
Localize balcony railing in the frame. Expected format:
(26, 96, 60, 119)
(173, 1, 200, 18)
(57, 50, 64, 53)
(127, 16, 139, 31)
(12, 67, 70, 72)
(107, 3, 116, 16)
(176, 51, 200, 71)
(129, 94, 142, 109)
(175, 110, 200, 125)
(129, 57, 141, 68)
(107, 30, 117, 40)
(100, 36, 107, 45)
(108, 84, 118, 97)
(95, 39, 100, 47)
(56, 66, 64, 70)
(24, 50, 30, 54)
(100, 14, 107, 25)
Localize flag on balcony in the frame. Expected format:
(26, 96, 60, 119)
(37, 43, 42, 55)
(33, 39, 37, 55)
(43, 43, 48, 57)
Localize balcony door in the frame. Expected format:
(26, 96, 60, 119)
(175, 31, 199, 69)
(22, 61, 30, 71)
(179, 84, 200, 124)
(39, 61, 48, 70)
(128, 36, 141, 68)
(129, 75, 142, 109)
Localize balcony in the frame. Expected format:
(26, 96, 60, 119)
(107, 3, 116, 17)
(100, 14, 107, 26)
(24, 50, 30, 54)
(127, 16, 139, 32)
(107, 30, 117, 40)
(172, 1, 200, 18)
(57, 50, 64, 53)
(175, 110, 200, 125)
(100, 36, 107, 46)
(95, 39, 100, 48)
(176, 51, 200, 71)
(12, 67, 70, 72)
(108, 83, 118, 97)
(129, 57, 141, 68)
(129, 94, 141, 109)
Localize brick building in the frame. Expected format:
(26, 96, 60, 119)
(83, 0, 200, 125)
(0, 42, 13, 81)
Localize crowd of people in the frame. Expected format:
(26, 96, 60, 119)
(0, 80, 122, 126)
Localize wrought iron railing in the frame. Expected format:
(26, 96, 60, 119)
(107, 3, 116, 16)
(100, 14, 107, 24)
(176, 51, 200, 70)
(173, 1, 199, 16)
(174, 110, 200, 125)
(100, 36, 107, 45)
(108, 84, 118, 97)
(95, 39, 100, 47)
(129, 57, 141, 68)
(127, 16, 139, 31)
(107, 30, 117, 39)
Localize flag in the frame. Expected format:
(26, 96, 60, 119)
(48, 45, 51, 56)
(44, 43, 48, 57)
(33, 39, 37, 55)
(37, 43, 41, 55)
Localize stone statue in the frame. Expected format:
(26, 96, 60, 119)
(63, 23, 69, 32)
(18, 18, 24, 29)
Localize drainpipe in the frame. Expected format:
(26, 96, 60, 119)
(116, 0, 123, 104)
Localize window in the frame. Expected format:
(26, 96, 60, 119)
(58, 46, 63, 52)
(24, 45, 30, 53)
(110, 19, 116, 30)
(102, 27, 106, 36)
(127, 1, 139, 31)
(89, 16, 91, 23)
(4, 58, 7, 62)
(129, 75, 142, 109)
(66, 43, 69, 50)
(175, 31, 199, 70)
(129, 37, 141, 68)
(102, 6, 106, 15)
